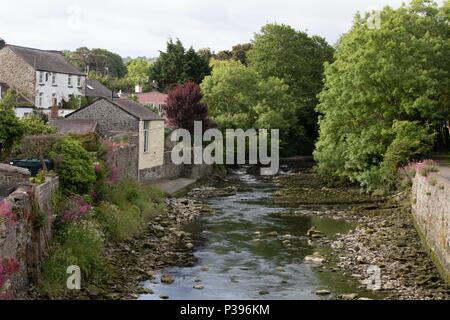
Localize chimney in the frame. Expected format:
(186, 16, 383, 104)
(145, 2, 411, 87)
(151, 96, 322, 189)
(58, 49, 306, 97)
(50, 99, 59, 119)
(135, 84, 143, 94)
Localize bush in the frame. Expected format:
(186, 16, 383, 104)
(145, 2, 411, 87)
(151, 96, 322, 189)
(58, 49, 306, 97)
(41, 246, 78, 295)
(61, 220, 105, 277)
(50, 137, 96, 194)
(94, 179, 165, 240)
(94, 202, 142, 241)
(20, 114, 56, 135)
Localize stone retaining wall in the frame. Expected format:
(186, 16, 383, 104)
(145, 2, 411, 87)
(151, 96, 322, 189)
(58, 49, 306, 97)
(0, 164, 30, 197)
(412, 174, 450, 280)
(107, 145, 139, 180)
(0, 188, 32, 298)
(1, 165, 59, 298)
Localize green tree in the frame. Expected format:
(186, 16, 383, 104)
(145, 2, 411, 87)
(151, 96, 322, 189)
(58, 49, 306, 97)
(214, 43, 253, 65)
(150, 39, 211, 91)
(65, 47, 127, 78)
(185, 47, 211, 84)
(0, 90, 24, 159)
(89, 48, 127, 78)
(231, 43, 252, 65)
(201, 60, 299, 150)
(126, 58, 152, 87)
(247, 23, 334, 153)
(314, 0, 450, 191)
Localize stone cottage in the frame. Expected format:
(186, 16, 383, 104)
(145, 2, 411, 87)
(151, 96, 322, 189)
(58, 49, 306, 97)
(65, 97, 166, 181)
(0, 41, 85, 117)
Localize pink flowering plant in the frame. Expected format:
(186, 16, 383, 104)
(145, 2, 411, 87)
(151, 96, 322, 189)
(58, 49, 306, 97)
(399, 159, 440, 188)
(0, 258, 20, 299)
(0, 200, 16, 225)
(61, 196, 92, 222)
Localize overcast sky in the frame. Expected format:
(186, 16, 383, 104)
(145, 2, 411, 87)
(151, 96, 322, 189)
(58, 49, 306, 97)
(0, 0, 443, 57)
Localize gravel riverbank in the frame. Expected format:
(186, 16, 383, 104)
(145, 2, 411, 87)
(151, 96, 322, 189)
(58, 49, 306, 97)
(274, 169, 450, 300)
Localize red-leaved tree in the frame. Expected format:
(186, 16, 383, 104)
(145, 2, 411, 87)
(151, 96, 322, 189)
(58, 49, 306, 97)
(164, 81, 212, 133)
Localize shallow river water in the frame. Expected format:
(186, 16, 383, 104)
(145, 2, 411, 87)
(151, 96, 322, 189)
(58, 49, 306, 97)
(140, 169, 362, 300)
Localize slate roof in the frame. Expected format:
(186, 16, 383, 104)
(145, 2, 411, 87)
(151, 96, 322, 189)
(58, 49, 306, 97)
(7, 44, 85, 75)
(50, 119, 98, 135)
(86, 79, 118, 98)
(67, 97, 164, 121)
(111, 98, 163, 121)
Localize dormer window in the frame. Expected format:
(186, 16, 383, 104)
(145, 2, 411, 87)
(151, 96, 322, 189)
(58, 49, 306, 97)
(39, 72, 44, 84)
(68, 75, 72, 87)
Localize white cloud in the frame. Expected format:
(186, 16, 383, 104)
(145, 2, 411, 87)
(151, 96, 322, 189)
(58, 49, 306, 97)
(0, 0, 444, 57)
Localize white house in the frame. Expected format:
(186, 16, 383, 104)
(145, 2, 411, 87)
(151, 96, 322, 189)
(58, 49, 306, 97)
(0, 41, 85, 117)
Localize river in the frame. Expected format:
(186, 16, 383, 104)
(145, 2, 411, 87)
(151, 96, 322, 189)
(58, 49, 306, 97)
(139, 167, 364, 300)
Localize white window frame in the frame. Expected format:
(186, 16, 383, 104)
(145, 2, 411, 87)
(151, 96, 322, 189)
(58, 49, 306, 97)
(68, 75, 72, 87)
(77, 76, 81, 87)
(52, 73, 56, 85)
(143, 121, 150, 153)
(39, 72, 44, 84)
(38, 92, 43, 106)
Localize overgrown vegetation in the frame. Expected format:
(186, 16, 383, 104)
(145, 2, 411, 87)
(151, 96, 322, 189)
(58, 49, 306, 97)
(49, 137, 96, 194)
(39, 136, 166, 296)
(314, 0, 450, 193)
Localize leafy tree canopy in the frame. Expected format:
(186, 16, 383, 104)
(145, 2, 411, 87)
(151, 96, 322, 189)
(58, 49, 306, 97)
(201, 60, 298, 134)
(126, 58, 152, 87)
(247, 23, 334, 154)
(314, 0, 450, 192)
(215, 43, 253, 65)
(65, 47, 127, 78)
(165, 81, 211, 133)
(150, 39, 211, 91)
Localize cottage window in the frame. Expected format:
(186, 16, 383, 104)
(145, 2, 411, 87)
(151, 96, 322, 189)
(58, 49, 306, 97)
(77, 76, 81, 87)
(143, 121, 150, 153)
(68, 75, 72, 87)
(39, 72, 44, 84)
(38, 93, 43, 106)
(52, 73, 56, 85)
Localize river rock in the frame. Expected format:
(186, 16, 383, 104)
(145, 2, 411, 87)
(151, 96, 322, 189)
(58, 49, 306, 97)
(201, 266, 209, 272)
(159, 295, 169, 300)
(340, 293, 358, 300)
(186, 243, 194, 249)
(315, 290, 331, 296)
(259, 290, 270, 295)
(304, 254, 326, 265)
(307, 227, 326, 239)
(161, 274, 175, 284)
(138, 287, 154, 295)
(193, 284, 204, 290)
(276, 266, 286, 272)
